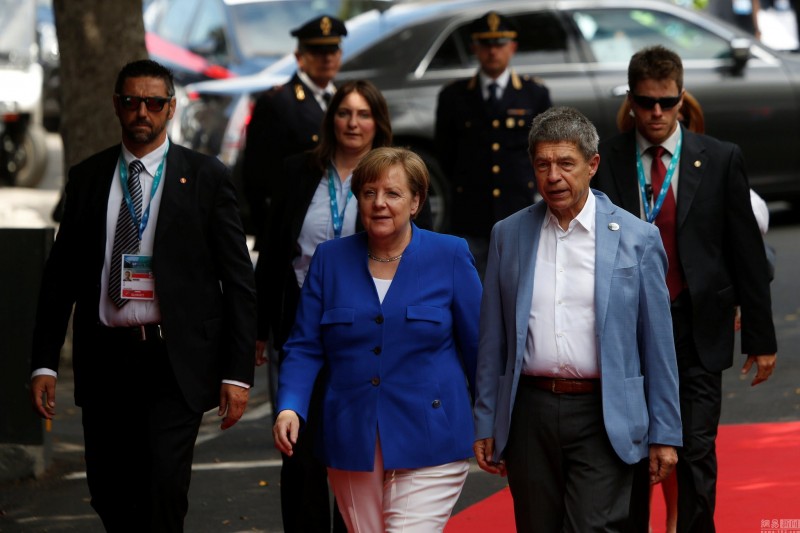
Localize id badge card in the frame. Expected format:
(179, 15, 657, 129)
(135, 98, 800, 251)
(120, 254, 155, 300)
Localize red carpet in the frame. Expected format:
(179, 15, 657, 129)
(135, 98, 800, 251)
(446, 422, 800, 532)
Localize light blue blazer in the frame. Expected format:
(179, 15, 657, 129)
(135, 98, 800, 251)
(278, 224, 482, 471)
(473, 191, 682, 465)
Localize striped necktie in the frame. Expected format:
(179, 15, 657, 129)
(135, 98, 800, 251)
(108, 160, 145, 307)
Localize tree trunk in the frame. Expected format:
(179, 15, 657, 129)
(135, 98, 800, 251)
(53, 0, 147, 174)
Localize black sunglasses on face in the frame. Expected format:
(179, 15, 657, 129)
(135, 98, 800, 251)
(116, 94, 172, 112)
(630, 93, 682, 110)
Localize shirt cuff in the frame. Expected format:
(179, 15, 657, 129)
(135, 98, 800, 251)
(32, 368, 58, 380)
(222, 379, 250, 389)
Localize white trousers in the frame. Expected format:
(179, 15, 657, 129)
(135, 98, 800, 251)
(327, 438, 469, 532)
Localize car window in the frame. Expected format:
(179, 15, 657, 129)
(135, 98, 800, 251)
(186, 0, 228, 61)
(343, 18, 442, 73)
(571, 8, 731, 63)
(154, 0, 195, 45)
(427, 11, 569, 71)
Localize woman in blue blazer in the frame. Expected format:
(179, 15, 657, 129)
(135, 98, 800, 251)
(273, 147, 482, 532)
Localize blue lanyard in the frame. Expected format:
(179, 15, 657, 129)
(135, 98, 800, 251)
(327, 165, 353, 239)
(118, 140, 169, 242)
(636, 131, 682, 224)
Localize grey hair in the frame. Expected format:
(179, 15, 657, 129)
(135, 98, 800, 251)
(528, 106, 599, 161)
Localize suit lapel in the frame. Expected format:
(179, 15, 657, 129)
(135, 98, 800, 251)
(92, 147, 122, 273)
(676, 128, 706, 229)
(515, 204, 545, 354)
(594, 193, 621, 337)
(154, 143, 186, 248)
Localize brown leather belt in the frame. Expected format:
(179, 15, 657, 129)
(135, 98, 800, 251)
(520, 375, 599, 394)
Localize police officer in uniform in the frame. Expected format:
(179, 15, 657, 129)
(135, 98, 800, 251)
(243, 15, 347, 250)
(435, 11, 551, 275)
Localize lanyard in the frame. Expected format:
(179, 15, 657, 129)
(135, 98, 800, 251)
(118, 140, 169, 242)
(636, 131, 682, 223)
(327, 165, 353, 239)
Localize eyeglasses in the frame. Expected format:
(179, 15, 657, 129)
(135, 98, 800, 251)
(630, 93, 682, 110)
(116, 94, 172, 112)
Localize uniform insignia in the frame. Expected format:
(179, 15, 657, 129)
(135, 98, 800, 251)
(694, 160, 702, 167)
(294, 83, 306, 101)
(179, 177, 187, 184)
(488, 12, 500, 32)
(320, 17, 332, 36)
(511, 71, 523, 90)
(507, 109, 527, 116)
(506, 117, 516, 128)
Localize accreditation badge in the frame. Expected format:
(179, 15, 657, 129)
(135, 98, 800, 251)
(121, 254, 155, 300)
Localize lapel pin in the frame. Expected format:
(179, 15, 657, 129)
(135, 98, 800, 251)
(608, 222, 620, 231)
(180, 177, 187, 184)
(694, 160, 701, 168)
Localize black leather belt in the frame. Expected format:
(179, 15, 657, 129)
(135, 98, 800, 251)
(520, 375, 600, 394)
(100, 324, 164, 342)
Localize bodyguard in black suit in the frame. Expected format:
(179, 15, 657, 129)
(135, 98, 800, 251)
(435, 11, 550, 271)
(243, 15, 347, 250)
(594, 46, 777, 532)
(30, 60, 256, 532)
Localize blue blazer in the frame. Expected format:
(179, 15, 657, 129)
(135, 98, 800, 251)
(277, 225, 483, 471)
(473, 191, 682, 465)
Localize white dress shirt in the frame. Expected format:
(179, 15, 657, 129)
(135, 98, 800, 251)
(293, 165, 358, 288)
(523, 191, 599, 378)
(479, 69, 511, 101)
(635, 126, 682, 219)
(99, 139, 169, 328)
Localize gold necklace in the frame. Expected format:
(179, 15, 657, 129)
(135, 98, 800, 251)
(367, 251, 403, 263)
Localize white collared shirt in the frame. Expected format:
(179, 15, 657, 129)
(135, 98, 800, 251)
(297, 70, 336, 111)
(293, 165, 358, 288)
(523, 191, 599, 378)
(479, 69, 511, 101)
(99, 138, 169, 327)
(635, 125, 682, 219)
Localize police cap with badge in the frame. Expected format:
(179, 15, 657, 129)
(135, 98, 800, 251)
(291, 15, 348, 53)
(470, 11, 518, 45)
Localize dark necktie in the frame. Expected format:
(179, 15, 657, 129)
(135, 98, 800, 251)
(486, 82, 500, 114)
(109, 160, 145, 307)
(322, 92, 332, 110)
(649, 146, 683, 300)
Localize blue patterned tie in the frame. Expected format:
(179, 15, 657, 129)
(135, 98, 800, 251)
(109, 160, 145, 307)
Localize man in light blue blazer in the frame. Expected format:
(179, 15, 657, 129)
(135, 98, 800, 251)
(473, 107, 682, 531)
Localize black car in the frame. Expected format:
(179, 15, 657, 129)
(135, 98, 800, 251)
(181, 0, 800, 230)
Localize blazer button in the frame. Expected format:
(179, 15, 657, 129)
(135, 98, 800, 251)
(372, 346, 381, 355)
(371, 377, 380, 386)
(432, 399, 441, 408)
(375, 315, 384, 324)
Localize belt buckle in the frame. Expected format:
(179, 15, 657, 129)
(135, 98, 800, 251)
(138, 324, 163, 341)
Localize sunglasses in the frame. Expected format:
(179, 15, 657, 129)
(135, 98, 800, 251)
(630, 93, 682, 110)
(116, 94, 172, 112)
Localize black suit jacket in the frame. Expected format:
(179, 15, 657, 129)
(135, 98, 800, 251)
(255, 152, 434, 349)
(595, 127, 777, 372)
(243, 72, 327, 248)
(435, 70, 551, 236)
(32, 143, 256, 413)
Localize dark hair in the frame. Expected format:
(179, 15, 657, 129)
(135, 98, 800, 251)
(351, 147, 428, 220)
(311, 80, 392, 173)
(115, 59, 175, 97)
(628, 45, 683, 95)
(528, 106, 599, 161)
